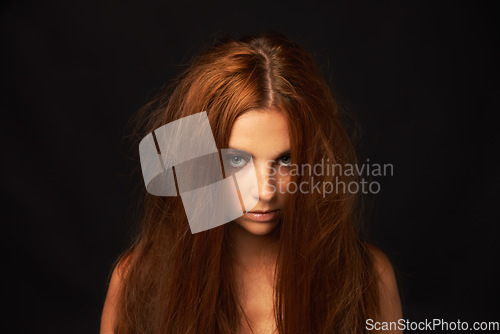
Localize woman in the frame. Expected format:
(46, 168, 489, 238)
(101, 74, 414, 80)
(101, 32, 402, 334)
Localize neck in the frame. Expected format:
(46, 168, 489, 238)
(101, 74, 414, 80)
(228, 222, 279, 272)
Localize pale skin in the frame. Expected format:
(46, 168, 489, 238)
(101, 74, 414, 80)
(101, 107, 403, 334)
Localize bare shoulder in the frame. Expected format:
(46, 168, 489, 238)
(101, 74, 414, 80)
(367, 244, 403, 330)
(100, 253, 133, 334)
(368, 244, 395, 278)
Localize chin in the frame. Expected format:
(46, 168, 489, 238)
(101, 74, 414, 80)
(234, 219, 280, 236)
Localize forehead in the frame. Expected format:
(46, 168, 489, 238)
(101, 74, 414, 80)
(228, 108, 290, 157)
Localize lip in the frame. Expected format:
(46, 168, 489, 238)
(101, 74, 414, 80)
(244, 209, 280, 222)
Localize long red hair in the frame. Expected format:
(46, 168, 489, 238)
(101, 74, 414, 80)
(114, 32, 379, 333)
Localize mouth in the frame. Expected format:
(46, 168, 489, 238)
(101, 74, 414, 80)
(244, 209, 280, 222)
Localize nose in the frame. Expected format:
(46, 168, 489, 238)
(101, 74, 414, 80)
(252, 161, 276, 202)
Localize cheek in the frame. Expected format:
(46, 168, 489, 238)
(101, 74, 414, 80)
(233, 164, 259, 212)
(276, 174, 291, 196)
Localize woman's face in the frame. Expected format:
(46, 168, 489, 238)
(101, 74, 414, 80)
(226, 107, 291, 236)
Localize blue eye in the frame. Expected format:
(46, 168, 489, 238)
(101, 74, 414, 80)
(277, 155, 291, 166)
(228, 155, 248, 168)
(221, 148, 252, 172)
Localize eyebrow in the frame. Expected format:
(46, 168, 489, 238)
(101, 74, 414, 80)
(222, 148, 252, 158)
(275, 149, 291, 158)
(226, 147, 291, 159)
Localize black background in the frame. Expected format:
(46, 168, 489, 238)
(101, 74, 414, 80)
(2, 1, 498, 333)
